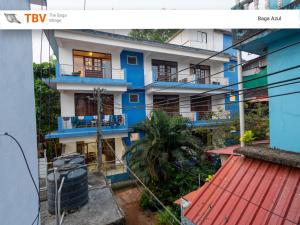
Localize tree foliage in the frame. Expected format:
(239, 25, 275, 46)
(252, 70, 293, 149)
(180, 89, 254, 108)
(33, 60, 60, 149)
(129, 29, 179, 42)
(126, 110, 202, 183)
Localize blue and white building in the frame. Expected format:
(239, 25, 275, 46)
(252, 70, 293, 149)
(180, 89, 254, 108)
(46, 29, 239, 181)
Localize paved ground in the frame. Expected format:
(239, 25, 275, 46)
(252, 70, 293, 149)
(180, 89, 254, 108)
(114, 187, 155, 225)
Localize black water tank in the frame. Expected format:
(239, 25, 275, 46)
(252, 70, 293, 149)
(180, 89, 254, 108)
(47, 155, 88, 214)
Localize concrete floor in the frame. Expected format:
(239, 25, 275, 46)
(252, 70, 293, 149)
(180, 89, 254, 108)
(41, 172, 125, 225)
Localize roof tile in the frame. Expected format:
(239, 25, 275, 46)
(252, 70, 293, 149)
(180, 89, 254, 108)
(183, 155, 300, 225)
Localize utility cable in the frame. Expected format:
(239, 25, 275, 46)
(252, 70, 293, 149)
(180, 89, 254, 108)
(103, 139, 181, 224)
(0, 133, 40, 225)
(126, 39, 300, 108)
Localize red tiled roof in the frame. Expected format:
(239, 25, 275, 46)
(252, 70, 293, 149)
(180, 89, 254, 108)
(184, 155, 300, 225)
(174, 188, 203, 205)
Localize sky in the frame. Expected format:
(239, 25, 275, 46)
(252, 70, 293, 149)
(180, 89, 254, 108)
(31, 0, 257, 63)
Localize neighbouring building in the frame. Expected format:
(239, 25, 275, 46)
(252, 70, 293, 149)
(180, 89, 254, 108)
(242, 56, 268, 104)
(0, 0, 43, 224)
(46, 29, 239, 183)
(176, 1, 300, 225)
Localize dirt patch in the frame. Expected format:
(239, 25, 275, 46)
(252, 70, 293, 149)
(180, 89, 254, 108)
(114, 187, 155, 225)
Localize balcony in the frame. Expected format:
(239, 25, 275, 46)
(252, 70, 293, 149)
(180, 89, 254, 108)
(146, 71, 230, 94)
(182, 111, 231, 126)
(52, 63, 128, 91)
(59, 64, 125, 80)
(46, 114, 128, 139)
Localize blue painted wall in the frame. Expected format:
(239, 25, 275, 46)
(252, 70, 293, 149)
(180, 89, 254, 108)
(268, 0, 298, 8)
(267, 31, 300, 152)
(120, 50, 146, 128)
(120, 50, 144, 89)
(122, 90, 146, 127)
(223, 34, 236, 57)
(224, 60, 239, 118)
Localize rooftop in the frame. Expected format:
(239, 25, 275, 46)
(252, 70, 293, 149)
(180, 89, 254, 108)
(183, 148, 300, 225)
(41, 172, 125, 225)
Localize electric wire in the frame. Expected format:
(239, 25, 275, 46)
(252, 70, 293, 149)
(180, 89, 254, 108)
(0, 133, 40, 225)
(123, 39, 300, 108)
(102, 67, 300, 111)
(103, 140, 181, 224)
(142, 29, 267, 89)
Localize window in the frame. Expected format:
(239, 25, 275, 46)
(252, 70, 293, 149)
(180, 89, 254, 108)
(127, 55, 138, 65)
(152, 59, 178, 82)
(228, 64, 235, 72)
(75, 93, 114, 116)
(129, 94, 139, 103)
(197, 31, 207, 43)
(73, 50, 111, 78)
(153, 95, 179, 116)
(190, 64, 210, 84)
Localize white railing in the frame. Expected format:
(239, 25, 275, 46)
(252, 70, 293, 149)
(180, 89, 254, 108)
(180, 110, 231, 121)
(59, 64, 125, 80)
(151, 71, 228, 85)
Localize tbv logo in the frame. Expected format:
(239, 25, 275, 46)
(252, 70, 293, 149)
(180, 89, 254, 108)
(24, 14, 47, 23)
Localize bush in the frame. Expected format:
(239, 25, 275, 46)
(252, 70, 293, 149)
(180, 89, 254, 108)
(155, 206, 178, 225)
(240, 130, 256, 145)
(139, 191, 157, 211)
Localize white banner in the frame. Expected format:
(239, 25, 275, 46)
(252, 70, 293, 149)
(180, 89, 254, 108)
(0, 10, 299, 29)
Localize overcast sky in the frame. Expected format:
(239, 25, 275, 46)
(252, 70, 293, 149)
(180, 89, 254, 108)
(32, 0, 257, 63)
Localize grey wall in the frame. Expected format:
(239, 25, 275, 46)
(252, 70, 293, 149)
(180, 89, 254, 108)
(0, 1, 39, 225)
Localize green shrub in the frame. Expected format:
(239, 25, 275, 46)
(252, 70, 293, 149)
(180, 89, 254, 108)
(240, 130, 256, 145)
(155, 207, 177, 225)
(139, 191, 157, 211)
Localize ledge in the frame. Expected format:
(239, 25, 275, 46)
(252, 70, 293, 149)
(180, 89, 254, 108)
(234, 145, 300, 169)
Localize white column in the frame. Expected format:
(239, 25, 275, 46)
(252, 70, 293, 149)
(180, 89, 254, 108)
(237, 50, 245, 147)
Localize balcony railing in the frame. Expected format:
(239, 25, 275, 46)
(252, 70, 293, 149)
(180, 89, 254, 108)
(181, 111, 231, 122)
(58, 63, 125, 80)
(160, 111, 230, 121)
(58, 114, 127, 130)
(151, 72, 228, 85)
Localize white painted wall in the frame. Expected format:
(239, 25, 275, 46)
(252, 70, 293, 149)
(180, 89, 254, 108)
(60, 91, 75, 116)
(0, 1, 39, 225)
(168, 29, 224, 52)
(60, 137, 125, 165)
(211, 94, 226, 118)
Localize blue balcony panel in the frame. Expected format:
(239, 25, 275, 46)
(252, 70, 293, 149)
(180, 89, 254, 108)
(46, 127, 129, 139)
(53, 76, 129, 86)
(192, 119, 231, 127)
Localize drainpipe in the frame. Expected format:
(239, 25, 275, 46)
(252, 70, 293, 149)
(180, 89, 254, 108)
(237, 50, 245, 147)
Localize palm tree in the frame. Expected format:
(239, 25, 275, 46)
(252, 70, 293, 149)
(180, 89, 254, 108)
(125, 110, 202, 184)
